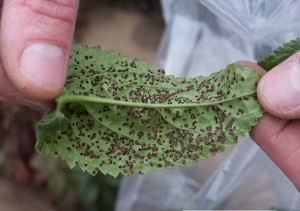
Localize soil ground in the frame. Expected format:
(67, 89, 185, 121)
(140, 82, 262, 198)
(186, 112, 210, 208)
(79, 6, 163, 63)
(0, 179, 57, 211)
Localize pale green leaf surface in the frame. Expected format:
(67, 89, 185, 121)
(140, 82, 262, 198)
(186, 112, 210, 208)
(36, 44, 266, 177)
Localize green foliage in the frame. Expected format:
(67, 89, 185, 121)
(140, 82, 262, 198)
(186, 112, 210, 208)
(36, 44, 266, 177)
(258, 37, 300, 71)
(36, 38, 300, 177)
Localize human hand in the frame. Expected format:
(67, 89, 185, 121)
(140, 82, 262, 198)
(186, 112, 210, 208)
(0, 0, 79, 108)
(245, 52, 300, 191)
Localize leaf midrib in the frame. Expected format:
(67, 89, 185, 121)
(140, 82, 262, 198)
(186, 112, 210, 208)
(57, 92, 256, 108)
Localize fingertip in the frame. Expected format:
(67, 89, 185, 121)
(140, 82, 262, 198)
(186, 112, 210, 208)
(0, 0, 79, 100)
(256, 55, 300, 119)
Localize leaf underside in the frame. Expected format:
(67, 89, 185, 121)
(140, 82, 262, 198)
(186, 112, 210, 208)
(36, 44, 265, 177)
(36, 42, 264, 176)
(36, 37, 300, 177)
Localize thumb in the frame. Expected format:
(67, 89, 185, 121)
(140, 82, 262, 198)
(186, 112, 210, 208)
(257, 52, 300, 119)
(0, 0, 79, 100)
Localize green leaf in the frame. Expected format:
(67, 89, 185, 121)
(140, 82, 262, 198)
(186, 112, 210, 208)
(36, 37, 300, 177)
(36, 109, 68, 152)
(258, 37, 300, 71)
(36, 44, 265, 177)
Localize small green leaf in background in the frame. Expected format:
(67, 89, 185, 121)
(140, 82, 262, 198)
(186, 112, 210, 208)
(258, 37, 300, 71)
(36, 38, 300, 177)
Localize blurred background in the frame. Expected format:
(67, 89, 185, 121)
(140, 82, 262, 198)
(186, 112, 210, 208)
(0, 1, 164, 210)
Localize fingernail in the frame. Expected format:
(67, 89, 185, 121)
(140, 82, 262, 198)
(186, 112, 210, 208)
(20, 43, 66, 90)
(260, 59, 300, 110)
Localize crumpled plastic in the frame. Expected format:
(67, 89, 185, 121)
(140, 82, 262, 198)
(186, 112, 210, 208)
(116, 1, 300, 210)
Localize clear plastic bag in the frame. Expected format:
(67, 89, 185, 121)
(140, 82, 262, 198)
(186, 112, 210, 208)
(116, 1, 300, 210)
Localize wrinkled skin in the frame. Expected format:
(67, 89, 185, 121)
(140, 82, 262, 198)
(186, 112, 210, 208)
(238, 54, 300, 191)
(0, 0, 79, 109)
